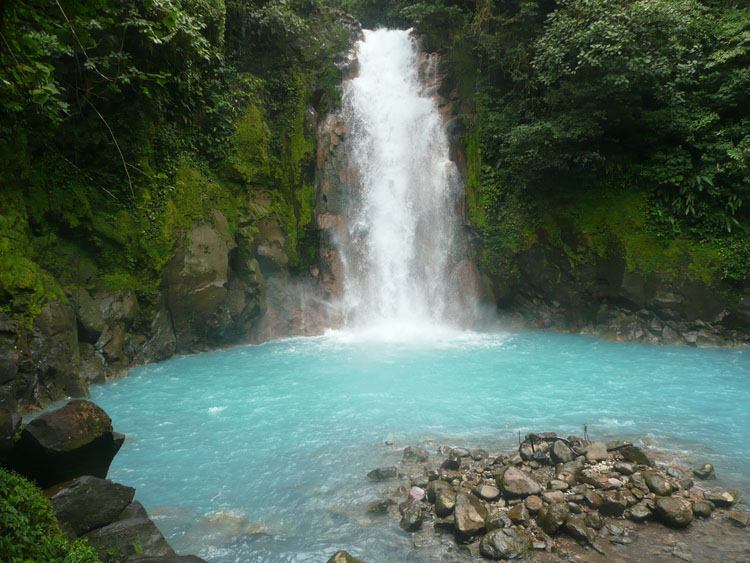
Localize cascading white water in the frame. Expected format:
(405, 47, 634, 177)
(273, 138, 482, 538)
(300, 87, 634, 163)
(337, 29, 470, 333)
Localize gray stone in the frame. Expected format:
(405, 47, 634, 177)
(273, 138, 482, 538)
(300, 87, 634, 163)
(585, 442, 608, 462)
(613, 461, 636, 475)
(536, 502, 569, 534)
(72, 288, 106, 343)
(475, 484, 500, 501)
(485, 508, 511, 532)
(454, 492, 487, 536)
(479, 528, 533, 560)
(47, 476, 135, 537)
(655, 496, 693, 527)
(551, 441, 576, 463)
(542, 490, 565, 504)
(499, 466, 542, 497)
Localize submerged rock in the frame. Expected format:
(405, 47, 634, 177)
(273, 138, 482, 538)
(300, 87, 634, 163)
(693, 462, 716, 480)
(402, 445, 429, 463)
(367, 466, 397, 481)
(327, 551, 366, 563)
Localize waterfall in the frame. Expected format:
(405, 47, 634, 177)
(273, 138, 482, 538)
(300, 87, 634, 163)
(335, 29, 473, 334)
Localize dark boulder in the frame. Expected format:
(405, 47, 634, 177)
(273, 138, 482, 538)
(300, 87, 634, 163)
(7, 399, 122, 488)
(536, 502, 569, 534)
(655, 497, 693, 527)
(643, 470, 673, 496)
(47, 476, 135, 537)
(399, 503, 424, 532)
(366, 466, 397, 481)
(84, 516, 176, 562)
(693, 463, 716, 480)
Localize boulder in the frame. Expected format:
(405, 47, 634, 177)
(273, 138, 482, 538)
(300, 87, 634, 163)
(402, 445, 429, 463)
(499, 467, 542, 497)
(7, 399, 121, 488)
(620, 445, 654, 467)
(693, 463, 716, 480)
(479, 528, 533, 560)
(454, 492, 487, 536)
(327, 552, 366, 563)
(366, 467, 397, 481)
(643, 470, 673, 496)
(655, 497, 693, 527)
(47, 476, 135, 537)
(84, 516, 176, 562)
(551, 440, 575, 463)
(536, 502, 569, 534)
(143, 305, 177, 363)
(585, 442, 608, 462)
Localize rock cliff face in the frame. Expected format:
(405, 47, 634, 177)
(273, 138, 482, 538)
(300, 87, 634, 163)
(494, 243, 750, 346)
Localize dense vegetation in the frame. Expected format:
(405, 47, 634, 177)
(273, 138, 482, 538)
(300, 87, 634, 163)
(0, 468, 100, 562)
(333, 0, 750, 289)
(0, 0, 349, 327)
(1, 0, 748, 328)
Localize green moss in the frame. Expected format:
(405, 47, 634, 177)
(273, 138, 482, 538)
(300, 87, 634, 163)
(463, 128, 485, 229)
(232, 103, 271, 186)
(0, 468, 100, 562)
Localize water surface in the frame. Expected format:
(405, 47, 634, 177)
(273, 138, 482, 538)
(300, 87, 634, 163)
(90, 329, 750, 562)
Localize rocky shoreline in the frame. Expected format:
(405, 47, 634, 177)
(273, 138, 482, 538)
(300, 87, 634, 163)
(347, 433, 750, 562)
(1, 399, 203, 562)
